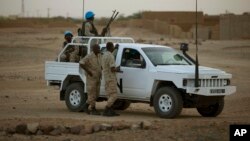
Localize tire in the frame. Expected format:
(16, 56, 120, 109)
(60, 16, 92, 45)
(65, 83, 87, 112)
(153, 87, 183, 118)
(197, 97, 224, 117)
(112, 100, 131, 110)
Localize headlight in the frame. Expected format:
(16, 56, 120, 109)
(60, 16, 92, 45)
(223, 79, 230, 86)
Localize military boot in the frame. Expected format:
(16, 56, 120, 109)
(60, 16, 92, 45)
(83, 103, 90, 114)
(102, 106, 110, 116)
(102, 106, 120, 117)
(89, 107, 101, 115)
(109, 107, 120, 116)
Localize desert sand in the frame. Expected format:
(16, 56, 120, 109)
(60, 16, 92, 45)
(0, 26, 249, 141)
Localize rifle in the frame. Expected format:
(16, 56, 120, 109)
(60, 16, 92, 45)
(101, 10, 119, 36)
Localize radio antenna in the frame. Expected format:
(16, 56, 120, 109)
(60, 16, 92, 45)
(194, 0, 199, 87)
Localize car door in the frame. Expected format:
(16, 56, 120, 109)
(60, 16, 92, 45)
(116, 48, 148, 99)
(99, 45, 119, 97)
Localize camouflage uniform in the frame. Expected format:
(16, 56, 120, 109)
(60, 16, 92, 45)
(79, 52, 102, 108)
(83, 21, 98, 36)
(69, 46, 79, 62)
(102, 51, 118, 107)
(60, 41, 79, 62)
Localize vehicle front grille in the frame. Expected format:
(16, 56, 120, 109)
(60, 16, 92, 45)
(200, 79, 225, 87)
(186, 79, 228, 87)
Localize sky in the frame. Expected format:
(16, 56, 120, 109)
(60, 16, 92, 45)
(0, 0, 250, 18)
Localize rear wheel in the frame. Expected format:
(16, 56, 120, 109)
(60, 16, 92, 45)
(153, 87, 183, 118)
(197, 97, 224, 117)
(112, 100, 131, 110)
(65, 83, 87, 112)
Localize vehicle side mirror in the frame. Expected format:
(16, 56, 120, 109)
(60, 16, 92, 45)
(180, 43, 189, 53)
(141, 60, 146, 68)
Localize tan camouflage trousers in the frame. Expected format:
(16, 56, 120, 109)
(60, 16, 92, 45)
(86, 77, 100, 108)
(105, 79, 118, 107)
(60, 53, 79, 62)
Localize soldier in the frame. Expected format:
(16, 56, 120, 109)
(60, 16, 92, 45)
(102, 42, 120, 116)
(80, 11, 108, 37)
(79, 44, 102, 115)
(82, 11, 98, 36)
(60, 31, 79, 62)
(80, 11, 104, 50)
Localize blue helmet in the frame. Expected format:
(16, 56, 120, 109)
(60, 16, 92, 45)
(64, 31, 73, 37)
(85, 11, 95, 19)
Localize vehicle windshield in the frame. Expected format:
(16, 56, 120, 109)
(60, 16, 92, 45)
(142, 47, 191, 66)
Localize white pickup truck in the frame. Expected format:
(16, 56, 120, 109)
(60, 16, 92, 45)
(45, 37, 236, 118)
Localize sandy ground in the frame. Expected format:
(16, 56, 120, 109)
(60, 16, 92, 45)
(0, 27, 249, 141)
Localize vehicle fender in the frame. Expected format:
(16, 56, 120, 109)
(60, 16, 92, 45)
(150, 80, 177, 106)
(60, 74, 86, 100)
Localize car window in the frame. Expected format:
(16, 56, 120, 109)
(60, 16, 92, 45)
(121, 48, 145, 68)
(100, 47, 106, 53)
(142, 47, 191, 66)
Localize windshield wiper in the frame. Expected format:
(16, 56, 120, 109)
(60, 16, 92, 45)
(156, 64, 169, 66)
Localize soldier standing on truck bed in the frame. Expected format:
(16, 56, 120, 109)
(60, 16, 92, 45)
(81, 11, 98, 36)
(79, 44, 102, 115)
(102, 42, 120, 116)
(78, 10, 110, 37)
(79, 11, 104, 51)
(59, 31, 79, 62)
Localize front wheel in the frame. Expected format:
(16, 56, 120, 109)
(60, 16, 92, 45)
(153, 87, 183, 118)
(65, 83, 87, 112)
(197, 98, 224, 117)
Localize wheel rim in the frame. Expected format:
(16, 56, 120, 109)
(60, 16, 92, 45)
(159, 94, 173, 112)
(69, 90, 81, 107)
